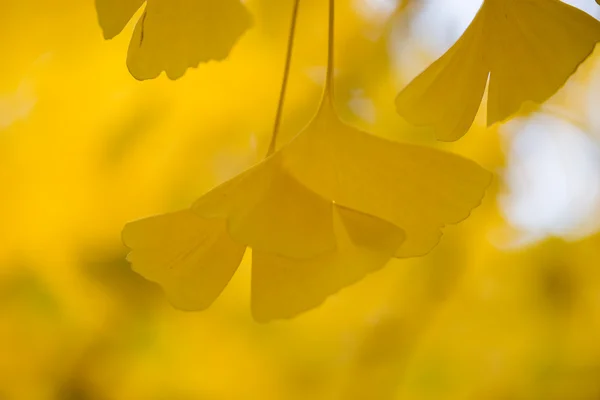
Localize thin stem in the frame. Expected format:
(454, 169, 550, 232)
(325, 0, 335, 96)
(267, 0, 301, 156)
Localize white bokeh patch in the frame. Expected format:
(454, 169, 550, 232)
(499, 114, 600, 247)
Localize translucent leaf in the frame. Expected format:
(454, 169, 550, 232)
(250, 205, 405, 322)
(192, 157, 337, 259)
(486, 0, 600, 125)
(285, 97, 492, 258)
(127, 0, 252, 80)
(122, 210, 246, 311)
(395, 10, 488, 142)
(122, 89, 490, 318)
(95, 0, 144, 39)
(396, 0, 600, 141)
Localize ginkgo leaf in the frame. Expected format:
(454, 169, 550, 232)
(285, 96, 492, 258)
(95, 0, 144, 40)
(192, 156, 337, 260)
(395, 11, 489, 142)
(120, 0, 492, 321)
(128, 0, 251, 80)
(486, 0, 600, 125)
(122, 210, 246, 311)
(251, 205, 405, 322)
(163, 92, 488, 318)
(396, 0, 600, 141)
(95, 0, 251, 80)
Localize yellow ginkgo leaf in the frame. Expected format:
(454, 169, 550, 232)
(122, 0, 491, 321)
(192, 155, 338, 260)
(95, 0, 251, 80)
(122, 210, 246, 311)
(396, 0, 600, 141)
(123, 93, 490, 319)
(285, 96, 492, 257)
(251, 205, 405, 323)
(95, 0, 144, 40)
(486, 0, 600, 125)
(123, 155, 407, 319)
(394, 10, 489, 142)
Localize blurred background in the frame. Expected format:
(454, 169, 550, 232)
(2, 0, 600, 399)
